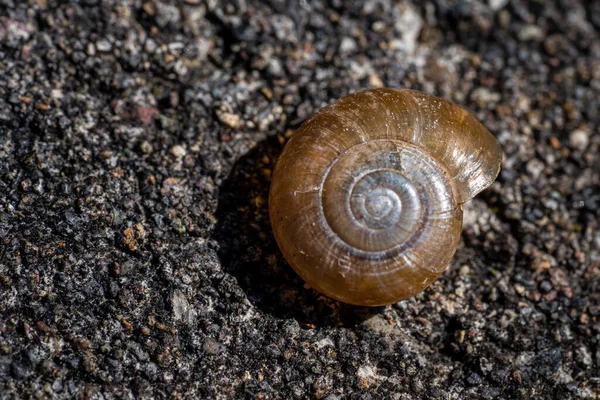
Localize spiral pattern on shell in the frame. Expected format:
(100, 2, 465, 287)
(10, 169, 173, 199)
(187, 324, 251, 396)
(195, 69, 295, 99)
(269, 88, 502, 306)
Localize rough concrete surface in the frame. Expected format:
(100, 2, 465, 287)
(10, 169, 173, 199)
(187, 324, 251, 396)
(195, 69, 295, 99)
(0, 0, 599, 399)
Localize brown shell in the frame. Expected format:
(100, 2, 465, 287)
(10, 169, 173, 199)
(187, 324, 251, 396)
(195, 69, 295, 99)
(269, 88, 502, 306)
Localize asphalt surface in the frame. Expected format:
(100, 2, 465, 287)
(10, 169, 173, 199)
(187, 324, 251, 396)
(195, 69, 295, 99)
(0, 0, 599, 399)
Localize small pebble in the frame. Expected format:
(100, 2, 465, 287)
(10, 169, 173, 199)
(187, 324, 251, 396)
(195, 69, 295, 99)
(526, 158, 545, 179)
(170, 145, 187, 158)
(569, 129, 589, 151)
(519, 25, 544, 41)
(140, 141, 153, 154)
(488, 0, 509, 11)
(218, 112, 241, 129)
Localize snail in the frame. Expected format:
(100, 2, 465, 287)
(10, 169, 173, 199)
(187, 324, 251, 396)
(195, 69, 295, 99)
(269, 88, 502, 306)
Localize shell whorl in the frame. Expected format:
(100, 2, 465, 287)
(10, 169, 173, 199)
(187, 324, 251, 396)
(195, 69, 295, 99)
(269, 88, 502, 306)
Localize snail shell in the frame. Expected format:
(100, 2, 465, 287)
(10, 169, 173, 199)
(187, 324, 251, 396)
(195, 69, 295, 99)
(269, 88, 502, 306)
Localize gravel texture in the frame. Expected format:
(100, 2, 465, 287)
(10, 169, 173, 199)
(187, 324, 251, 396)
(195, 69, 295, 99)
(1, 0, 599, 399)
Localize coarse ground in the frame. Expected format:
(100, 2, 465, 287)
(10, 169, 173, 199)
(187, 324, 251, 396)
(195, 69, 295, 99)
(0, 0, 599, 399)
